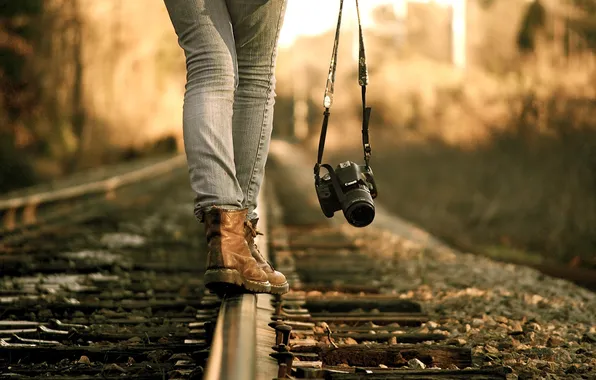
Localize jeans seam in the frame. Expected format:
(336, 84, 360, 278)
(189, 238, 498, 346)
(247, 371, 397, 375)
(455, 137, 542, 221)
(244, 1, 285, 207)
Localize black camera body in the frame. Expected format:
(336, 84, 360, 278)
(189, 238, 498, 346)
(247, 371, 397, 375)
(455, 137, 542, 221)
(315, 161, 378, 227)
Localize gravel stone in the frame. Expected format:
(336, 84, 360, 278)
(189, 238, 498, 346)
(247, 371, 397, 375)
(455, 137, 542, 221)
(582, 333, 596, 343)
(495, 316, 509, 324)
(407, 358, 426, 369)
(100, 233, 146, 249)
(426, 321, 439, 329)
(103, 363, 126, 373)
(447, 338, 467, 346)
(339, 225, 596, 377)
(77, 356, 91, 365)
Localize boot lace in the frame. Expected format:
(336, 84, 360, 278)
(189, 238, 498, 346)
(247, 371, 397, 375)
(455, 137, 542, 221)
(246, 221, 264, 239)
(246, 221, 276, 270)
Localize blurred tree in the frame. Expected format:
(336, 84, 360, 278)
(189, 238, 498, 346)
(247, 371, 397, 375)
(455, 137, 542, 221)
(477, 0, 496, 9)
(64, 0, 87, 172)
(1, 0, 90, 171)
(566, 0, 596, 50)
(517, 0, 596, 54)
(0, 0, 43, 133)
(0, 0, 43, 190)
(35, 0, 87, 169)
(0, 0, 184, 192)
(517, 0, 547, 53)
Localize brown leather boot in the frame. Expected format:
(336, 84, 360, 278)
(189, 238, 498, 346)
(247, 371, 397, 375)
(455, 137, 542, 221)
(203, 208, 271, 294)
(245, 218, 289, 295)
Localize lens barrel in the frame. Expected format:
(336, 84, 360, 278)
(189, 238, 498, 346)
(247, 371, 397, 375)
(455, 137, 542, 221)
(342, 188, 375, 227)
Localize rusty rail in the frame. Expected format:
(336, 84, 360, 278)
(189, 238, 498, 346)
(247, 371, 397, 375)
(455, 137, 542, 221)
(203, 179, 277, 380)
(0, 155, 186, 231)
(203, 294, 258, 380)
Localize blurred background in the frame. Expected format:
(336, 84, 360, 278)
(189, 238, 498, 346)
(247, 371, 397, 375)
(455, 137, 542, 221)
(0, 0, 595, 270)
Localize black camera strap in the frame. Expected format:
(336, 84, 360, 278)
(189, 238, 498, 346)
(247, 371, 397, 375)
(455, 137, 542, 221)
(315, 0, 372, 183)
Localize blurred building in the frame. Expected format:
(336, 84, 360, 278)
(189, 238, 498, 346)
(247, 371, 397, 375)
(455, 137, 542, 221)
(281, 0, 467, 67)
(282, 0, 594, 71)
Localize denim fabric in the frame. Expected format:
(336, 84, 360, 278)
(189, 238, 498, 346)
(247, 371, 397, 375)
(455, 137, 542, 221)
(164, 0, 287, 221)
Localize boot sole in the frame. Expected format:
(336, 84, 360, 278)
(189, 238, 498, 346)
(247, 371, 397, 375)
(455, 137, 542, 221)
(205, 269, 271, 294)
(270, 282, 290, 295)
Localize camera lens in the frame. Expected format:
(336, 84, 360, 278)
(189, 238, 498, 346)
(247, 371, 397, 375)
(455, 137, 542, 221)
(342, 188, 375, 227)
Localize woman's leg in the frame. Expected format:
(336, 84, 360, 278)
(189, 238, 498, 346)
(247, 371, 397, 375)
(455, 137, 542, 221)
(163, 0, 271, 294)
(163, 0, 243, 222)
(227, 0, 287, 221)
(227, 0, 289, 295)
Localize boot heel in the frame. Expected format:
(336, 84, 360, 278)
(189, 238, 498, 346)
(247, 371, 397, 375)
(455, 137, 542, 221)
(205, 268, 271, 295)
(205, 269, 243, 296)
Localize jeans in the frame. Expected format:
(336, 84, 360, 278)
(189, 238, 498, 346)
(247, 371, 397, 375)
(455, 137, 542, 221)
(164, 0, 287, 222)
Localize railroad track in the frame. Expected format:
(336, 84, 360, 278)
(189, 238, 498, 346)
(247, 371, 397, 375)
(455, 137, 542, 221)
(0, 155, 220, 379)
(0, 145, 593, 379)
(251, 177, 512, 380)
(0, 155, 284, 380)
(0, 155, 186, 239)
(264, 223, 512, 379)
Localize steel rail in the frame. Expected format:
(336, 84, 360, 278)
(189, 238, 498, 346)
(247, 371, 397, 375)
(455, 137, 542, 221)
(0, 155, 186, 231)
(0, 155, 186, 211)
(203, 294, 258, 380)
(203, 178, 276, 380)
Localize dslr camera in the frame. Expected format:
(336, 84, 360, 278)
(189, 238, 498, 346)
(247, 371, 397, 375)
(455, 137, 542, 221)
(315, 161, 378, 227)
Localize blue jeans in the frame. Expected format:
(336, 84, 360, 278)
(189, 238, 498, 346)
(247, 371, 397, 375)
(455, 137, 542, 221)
(164, 0, 287, 222)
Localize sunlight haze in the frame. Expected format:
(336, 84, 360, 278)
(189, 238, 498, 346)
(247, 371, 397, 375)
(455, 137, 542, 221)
(279, 0, 458, 48)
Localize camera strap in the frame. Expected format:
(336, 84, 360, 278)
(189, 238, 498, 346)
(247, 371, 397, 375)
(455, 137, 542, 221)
(314, 0, 372, 182)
